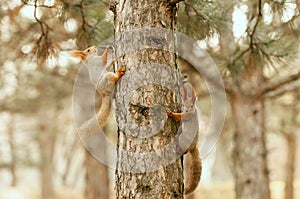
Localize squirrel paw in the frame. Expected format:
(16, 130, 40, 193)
(118, 67, 126, 76)
(113, 67, 126, 83)
(167, 111, 174, 117)
(168, 111, 182, 121)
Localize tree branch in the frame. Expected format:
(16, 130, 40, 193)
(79, 0, 87, 32)
(22, 0, 55, 63)
(227, 0, 263, 70)
(184, 1, 206, 21)
(249, 0, 262, 48)
(266, 83, 300, 99)
(230, 47, 251, 66)
(21, 0, 55, 8)
(33, 0, 50, 36)
(21, 0, 52, 35)
(262, 70, 300, 95)
(169, 0, 184, 5)
(100, 0, 113, 6)
(0, 163, 13, 169)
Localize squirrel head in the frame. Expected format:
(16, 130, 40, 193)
(181, 76, 197, 111)
(70, 46, 97, 61)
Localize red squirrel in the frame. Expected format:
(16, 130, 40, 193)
(71, 46, 125, 138)
(168, 77, 202, 195)
(71, 47, 201, 195)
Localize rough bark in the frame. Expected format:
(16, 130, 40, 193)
(230, 54, 270, 199)
(113, 0, 183, 198)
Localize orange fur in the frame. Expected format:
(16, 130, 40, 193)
(70, 46, 97, 61)
(168, 78, 202, 195)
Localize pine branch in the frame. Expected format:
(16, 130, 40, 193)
(257, 44, 292, 62)
(266, 81, 300, 98)
(80, 0, 87, 32)
(249, 0, 262, 48)
(184, 1, 206, 21)
(21, 0, 52, 35)
(0, 163, 12, 169)
(226, 0, 262, 71)
(21, 0, 56, 8)
(100, 0, 113, 6)
(33, 0, 51, 36)
(169, 0, 184, 5)
(23, 0, 57, 64)
(262, 70, 300, 95)
(230, 47, 251, 66)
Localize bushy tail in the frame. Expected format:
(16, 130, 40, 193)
(184, 146, 202, 195)
(78, 95, 112, 139)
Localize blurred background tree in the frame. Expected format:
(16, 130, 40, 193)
(178, 0, 300, 198)
(0, 0, 113, 198)
(0, 0, 300, 199)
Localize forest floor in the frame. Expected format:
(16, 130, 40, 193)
(195, 180, 300, 199)
(0, 181, 299, 199)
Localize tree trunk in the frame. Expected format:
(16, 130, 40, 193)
(74, 65, 110, 199)
(284, 133, 296, 199)
(8, 114, 17, 187)
(113, 0, 183, 198)
(84, 151, 110, 199)
(84, 122, 109, 199)
(230, 54, 270, 199)
(231, 94, 270, 199)
(62, 138, 77, 186)
(38, 123, 55, 199)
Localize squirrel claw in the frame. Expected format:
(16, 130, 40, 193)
(118, 67, 126, 75)
(167, 111, 174, 117)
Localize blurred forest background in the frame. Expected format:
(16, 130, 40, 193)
(0, 0, 300, 199)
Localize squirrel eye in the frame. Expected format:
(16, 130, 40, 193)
(87, 49, 90, 52)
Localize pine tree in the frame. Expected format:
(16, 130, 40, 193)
(112, 0, 184, 198)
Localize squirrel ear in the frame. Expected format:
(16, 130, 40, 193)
(69, 50, 86, 61)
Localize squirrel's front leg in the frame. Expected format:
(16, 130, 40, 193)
(168, 111, 187, 155)
(168, 111, 184, 121)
